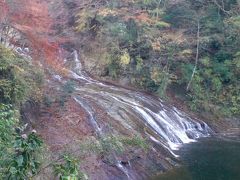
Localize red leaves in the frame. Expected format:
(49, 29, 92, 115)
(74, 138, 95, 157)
(8, 0, 51, 34)
(4, 0, 66, 73)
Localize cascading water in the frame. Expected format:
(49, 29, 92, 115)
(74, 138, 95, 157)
(7, 38, 194, 174)
(68, 50, 212, 179)
(1, 30, 212, 177)
(2, 1, 238, 178)
(10, 46, 212, 178)
(73, 96, 102, 135)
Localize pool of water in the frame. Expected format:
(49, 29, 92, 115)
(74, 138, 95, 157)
(152, 137, 240, 180)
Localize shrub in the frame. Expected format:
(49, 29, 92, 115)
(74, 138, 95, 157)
(79, 135, 149, 156)
(6, 132, 43, 179)
(54, 155, 87, 180)
(0, 46, 44, 179)
(0, 104, 43, 179)
(62, 80, 76, 94)
(155, 21, 171, 29)
(0, 104, 18, 176)
(0, 45, 44, 105)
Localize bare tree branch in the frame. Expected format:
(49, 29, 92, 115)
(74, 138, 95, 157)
(186, 19, 200, 91)
(213, 0, 231, 15)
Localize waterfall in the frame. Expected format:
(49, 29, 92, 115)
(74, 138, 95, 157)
(116, 161, 132, 179)
(68, 50, 212, 179)
(74, 96, 102, 135)
(73, 50, 82, 72)
(69, 50, 212, 150)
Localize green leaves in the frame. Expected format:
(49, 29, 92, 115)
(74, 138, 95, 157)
(73, 0, 240, 118)
(79, 135, 149, 156)
(178, 54, 240, 116)
(0, 103, 43, 179)
(0, 104, 17, 149)
(6, 132, 43, 179)
(16, 155, 24, 167)
(0, 45, 44, 105)
(54, 155, 87, 180)
(126, 18, 139, 42)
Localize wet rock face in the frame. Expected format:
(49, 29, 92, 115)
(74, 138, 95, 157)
(2, 0, 212, 179)
(21, 101, 41, 133)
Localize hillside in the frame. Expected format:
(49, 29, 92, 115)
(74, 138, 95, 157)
(0, 0, 239, 179)
(69, 0, 240, 120)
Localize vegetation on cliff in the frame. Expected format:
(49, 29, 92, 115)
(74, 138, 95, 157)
(0, 0, 239, 179)
(76, 0, 240, 118)
(0, 45, 44, 179)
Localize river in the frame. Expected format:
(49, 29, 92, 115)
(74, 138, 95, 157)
(152, 137, 240, 180)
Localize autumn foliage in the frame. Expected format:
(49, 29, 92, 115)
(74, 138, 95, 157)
(0, 0, 65, 73)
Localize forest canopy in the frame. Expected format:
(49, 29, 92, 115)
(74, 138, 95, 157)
(75, 0, 240, 118)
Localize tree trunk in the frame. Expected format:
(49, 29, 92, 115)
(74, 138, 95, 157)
(186, 19, 200, 91)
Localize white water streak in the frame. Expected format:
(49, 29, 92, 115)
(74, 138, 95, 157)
(70, 50, 212, 154)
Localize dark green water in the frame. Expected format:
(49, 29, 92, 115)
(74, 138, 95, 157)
(153, 137, 240, 180)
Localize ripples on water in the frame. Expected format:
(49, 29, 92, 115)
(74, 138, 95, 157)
(152, 137, 240, 180)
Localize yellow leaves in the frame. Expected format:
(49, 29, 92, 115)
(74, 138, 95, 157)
(180, 49, 193, 57)
(150, 67, 161, 84)
(12, 65, 25, 73)
(225, 16, 240, 27)
(75, 10, 95, 32)
(182, 49, 193, 55)
(178, 48, 193, 59)
(0, 46, 45, 104)
(75, 21, 86, 32)
(0, 45, 15, 59)
(98, 8, 119, 17)
(155, 21, 171, 29)
(60, 68, 71, 77)
(136, 56, 143, 71)
(150, 67, 176, 85)
(152, 41, 161, 51)
(120, 52, 130, 66)
(200, 56, 211, 67)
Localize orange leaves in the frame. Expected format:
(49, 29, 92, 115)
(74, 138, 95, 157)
(8, 0, 51, 34)
(4, 0, 67, 74)
(125, 11, 154, 25)
(29, 34, 64, 71)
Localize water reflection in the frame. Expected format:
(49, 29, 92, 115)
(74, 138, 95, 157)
(152, 137, 240, 180)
